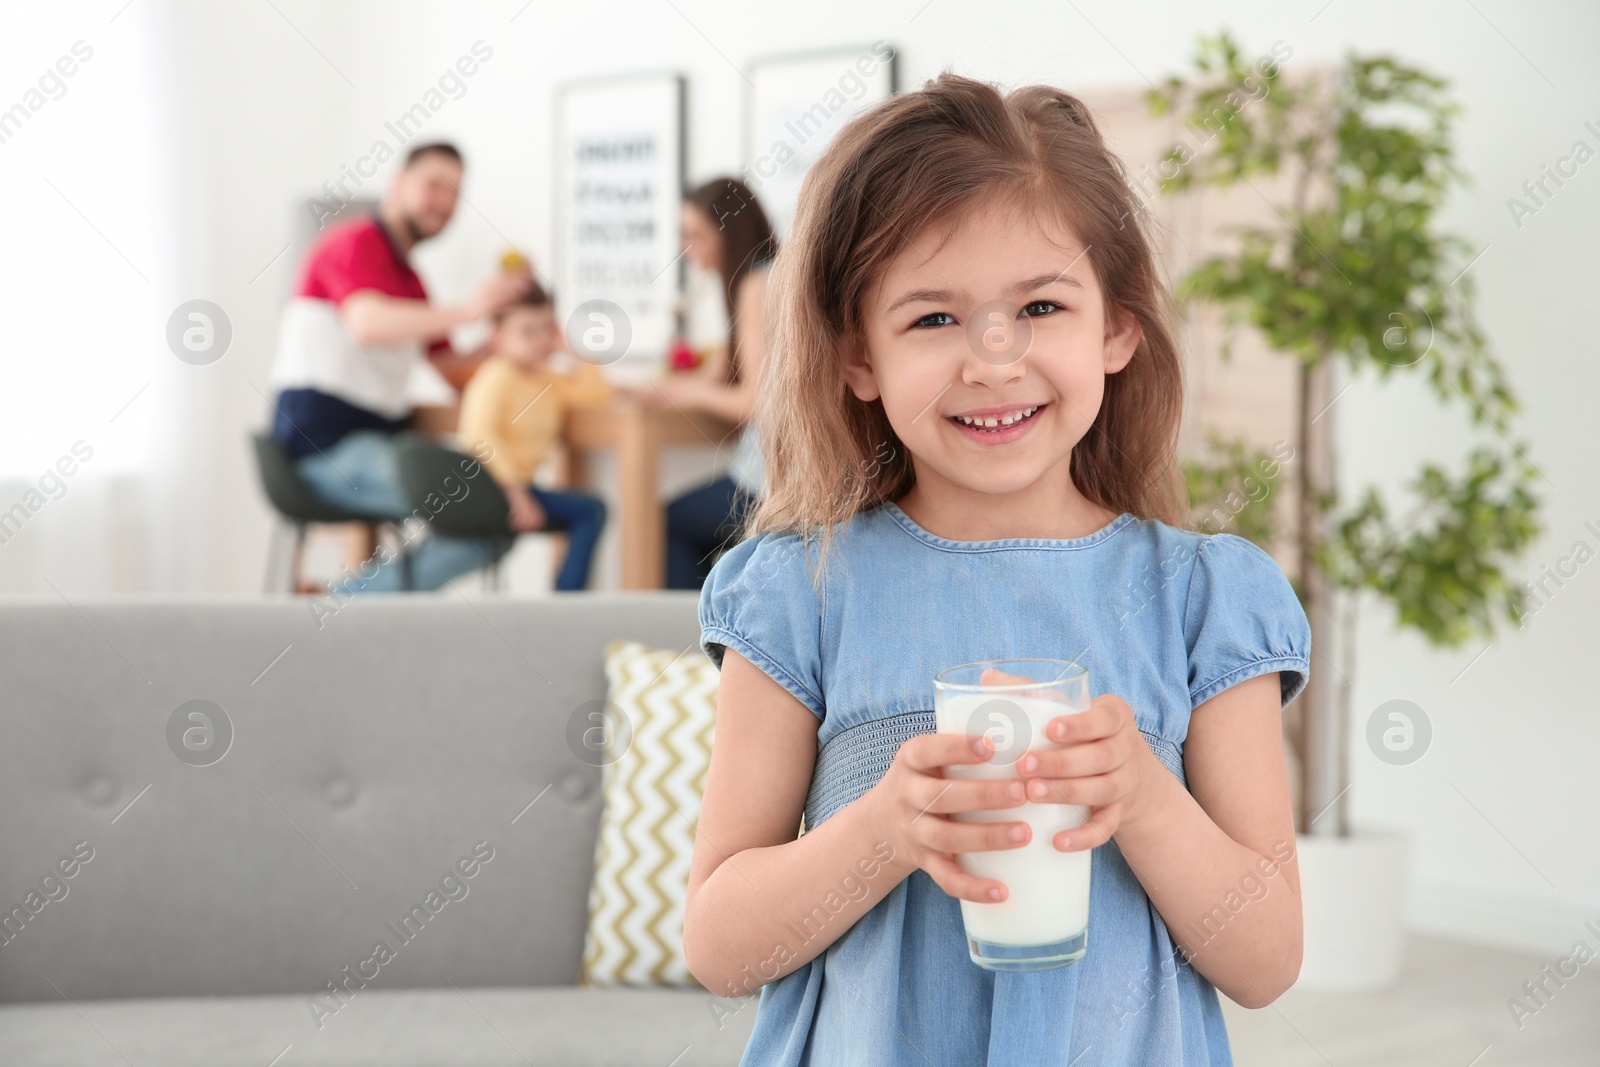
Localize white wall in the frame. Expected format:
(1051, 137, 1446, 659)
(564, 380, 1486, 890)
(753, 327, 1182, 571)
(3, 0, 1596, 952)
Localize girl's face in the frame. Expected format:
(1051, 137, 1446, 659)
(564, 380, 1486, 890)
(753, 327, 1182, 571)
(680, 203, 721, 272)
(844, 196, 1141, 510)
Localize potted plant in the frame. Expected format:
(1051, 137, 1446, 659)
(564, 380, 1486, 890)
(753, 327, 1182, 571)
(1150, 33, 1542, 989)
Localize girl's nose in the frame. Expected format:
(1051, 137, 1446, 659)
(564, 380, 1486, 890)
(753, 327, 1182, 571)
(963, 301, 1034, 376)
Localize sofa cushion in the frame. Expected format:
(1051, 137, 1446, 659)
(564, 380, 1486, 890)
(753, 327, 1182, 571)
(581, 640, 720, 988)
(0, 985, 758, 1066)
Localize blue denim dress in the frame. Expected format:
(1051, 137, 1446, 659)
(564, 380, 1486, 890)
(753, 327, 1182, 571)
(698, 501, 1312, 1067)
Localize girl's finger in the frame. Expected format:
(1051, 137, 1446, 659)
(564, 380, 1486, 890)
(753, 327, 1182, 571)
(1023, 773, 1121, 808)
(1020, 739, 1119, 780)
(916, 814, 1031, 855)
(1054, 802, 1121, 851)
(923, 851, 1009, 903)
(905, 731, 993, 773)
(1045, 702, 1120, 744)
(917, 776, 1027, 814)
(978, 667, 1072, 705)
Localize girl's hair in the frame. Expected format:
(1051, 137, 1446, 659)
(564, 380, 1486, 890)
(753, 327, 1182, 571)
(744, 71, 1187, 574)
(683, 176, 778, 385)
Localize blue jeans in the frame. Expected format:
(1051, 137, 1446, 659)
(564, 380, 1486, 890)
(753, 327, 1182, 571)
(665, 476, 756, 590)
(295, 430, 511, 594)
(526, 487, 606, 591)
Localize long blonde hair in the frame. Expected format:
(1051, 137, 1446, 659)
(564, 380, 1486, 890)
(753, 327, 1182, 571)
(744, 72, 1187, 580)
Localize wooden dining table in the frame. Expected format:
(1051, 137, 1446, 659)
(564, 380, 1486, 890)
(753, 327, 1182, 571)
(560, 400, 741, 589)
(413, 395, 740, 590)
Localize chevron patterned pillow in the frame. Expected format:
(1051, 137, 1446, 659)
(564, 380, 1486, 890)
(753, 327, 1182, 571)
(580, 639, 720, 988)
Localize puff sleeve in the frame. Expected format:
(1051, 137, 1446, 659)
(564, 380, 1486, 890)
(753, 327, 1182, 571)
(698, 532, 826, 721)
(1183, 533, 1312, 711)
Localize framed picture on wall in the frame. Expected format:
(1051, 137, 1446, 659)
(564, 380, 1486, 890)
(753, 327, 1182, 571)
(553, 72, 687, 369)
(743, 43, 898, 240)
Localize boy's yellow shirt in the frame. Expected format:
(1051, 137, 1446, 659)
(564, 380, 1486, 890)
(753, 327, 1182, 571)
(457, 352, 614, 486)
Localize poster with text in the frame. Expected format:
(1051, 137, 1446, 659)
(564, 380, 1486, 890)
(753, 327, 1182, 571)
(555, 73, 685, 368)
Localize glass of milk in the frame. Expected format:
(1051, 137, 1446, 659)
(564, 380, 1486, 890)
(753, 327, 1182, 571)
(934, 658, 1092, 972)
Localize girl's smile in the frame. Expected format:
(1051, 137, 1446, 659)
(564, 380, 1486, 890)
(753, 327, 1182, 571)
(945, 401, 1049, 444)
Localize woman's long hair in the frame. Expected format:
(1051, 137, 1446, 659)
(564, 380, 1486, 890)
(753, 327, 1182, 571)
(744, 71, 1188, 579)
(683, 177, 778, 385)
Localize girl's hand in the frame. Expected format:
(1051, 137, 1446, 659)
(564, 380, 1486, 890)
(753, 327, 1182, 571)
(1017, 692, 1164, 851)
(637, 382, 675, 409)
(864, 732, 1031, 904)
(612, 381, 650, 405)
(651, 374, 716, 409)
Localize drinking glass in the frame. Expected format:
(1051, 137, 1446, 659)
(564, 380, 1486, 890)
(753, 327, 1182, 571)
(933, 658, 1092, 972)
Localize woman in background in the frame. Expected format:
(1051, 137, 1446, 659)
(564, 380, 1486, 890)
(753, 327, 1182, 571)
(638, 177, 777, 589)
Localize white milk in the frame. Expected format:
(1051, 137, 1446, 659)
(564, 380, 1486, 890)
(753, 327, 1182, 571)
(935, 691, 1091, 948)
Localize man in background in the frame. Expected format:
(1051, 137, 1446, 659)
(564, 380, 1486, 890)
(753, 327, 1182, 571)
(268, 141, 528, 592)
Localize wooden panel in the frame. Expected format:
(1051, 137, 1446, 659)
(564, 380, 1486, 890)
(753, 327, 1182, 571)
(1081, 81, 1324, 552)
(1081, 83, 1304, 465)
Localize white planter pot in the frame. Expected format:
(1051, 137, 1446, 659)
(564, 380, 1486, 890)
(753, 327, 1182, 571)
(1294, 830, 1411, 991)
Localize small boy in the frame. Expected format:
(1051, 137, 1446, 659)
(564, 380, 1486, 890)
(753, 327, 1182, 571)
(458, 284, 613, 591)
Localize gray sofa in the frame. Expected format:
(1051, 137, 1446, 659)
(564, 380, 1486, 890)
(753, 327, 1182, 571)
(0, 595, 758, 1066)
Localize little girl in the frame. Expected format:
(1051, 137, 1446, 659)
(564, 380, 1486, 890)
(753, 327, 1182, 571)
(684, 72, 1312, 1067)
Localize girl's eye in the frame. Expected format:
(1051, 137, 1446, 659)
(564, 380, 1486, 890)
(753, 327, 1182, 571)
(911, 302, 1063, 330)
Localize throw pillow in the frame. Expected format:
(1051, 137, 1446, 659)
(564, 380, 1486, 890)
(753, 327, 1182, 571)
(580, 639, 719, 987)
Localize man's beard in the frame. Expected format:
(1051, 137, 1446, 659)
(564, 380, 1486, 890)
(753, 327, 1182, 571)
(401, 213, 436, 243)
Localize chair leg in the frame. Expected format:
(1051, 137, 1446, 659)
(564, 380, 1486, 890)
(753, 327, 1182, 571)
(290, 525, 309, 593)
(394, 524, 414, 591)
(264, 522, 286, 593)
(487, 540, 506, 593)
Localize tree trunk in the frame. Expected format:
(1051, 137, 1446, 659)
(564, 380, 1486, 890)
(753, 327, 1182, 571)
(1296, 356, 1344, 836)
